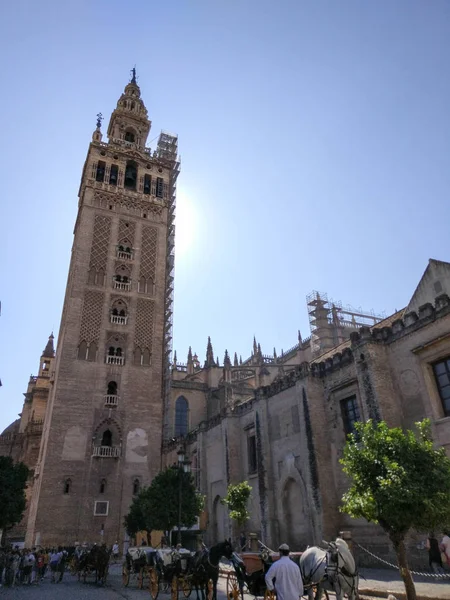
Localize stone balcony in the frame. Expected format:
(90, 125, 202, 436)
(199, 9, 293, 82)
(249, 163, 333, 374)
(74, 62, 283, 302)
(106, 356, 124, 366)
(113, 280, 131, 291)
(92, 446, 121, 458)
(117, 250, 133, 260)
(110, 315, 127, 325)
(104, 394, 119, 407)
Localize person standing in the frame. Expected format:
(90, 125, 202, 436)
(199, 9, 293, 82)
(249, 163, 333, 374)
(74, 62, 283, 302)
(265, 544, 303, 600)
(441, 531, 450, 567)
(427, 533, 444, 574)
(112, 541, 119, 562)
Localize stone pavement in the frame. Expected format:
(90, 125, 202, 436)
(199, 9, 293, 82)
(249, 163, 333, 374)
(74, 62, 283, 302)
(1, 563, 450, 600)
(358, 568, 450, 600)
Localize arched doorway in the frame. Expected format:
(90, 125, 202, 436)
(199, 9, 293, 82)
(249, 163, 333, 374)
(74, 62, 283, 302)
(212, 495, 226, 543)
(281, 478, 312, 549)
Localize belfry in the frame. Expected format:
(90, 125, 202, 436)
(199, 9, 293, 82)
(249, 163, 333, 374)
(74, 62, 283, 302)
(25, 72, 180, 546)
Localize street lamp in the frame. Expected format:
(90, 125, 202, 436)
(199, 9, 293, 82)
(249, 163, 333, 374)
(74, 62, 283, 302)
(177, 446, 191, 545)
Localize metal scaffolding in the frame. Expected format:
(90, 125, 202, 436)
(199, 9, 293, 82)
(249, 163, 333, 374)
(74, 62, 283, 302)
(157, 131, 180, 441)
(306, 290, 385, 355)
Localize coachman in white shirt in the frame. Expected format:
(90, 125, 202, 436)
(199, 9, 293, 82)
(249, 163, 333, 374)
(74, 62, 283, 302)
(265, 544, 304, 600)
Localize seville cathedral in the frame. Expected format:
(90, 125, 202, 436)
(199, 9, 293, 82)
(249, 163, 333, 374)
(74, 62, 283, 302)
(2, 74, 450, 567)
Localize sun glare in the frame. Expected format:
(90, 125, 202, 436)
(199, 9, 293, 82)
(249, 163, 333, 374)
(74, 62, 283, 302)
(175, 189, 197, 256)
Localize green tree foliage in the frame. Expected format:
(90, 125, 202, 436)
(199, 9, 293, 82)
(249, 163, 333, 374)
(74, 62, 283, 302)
(222, 481, 252, 527)
(0, 456, 29, 531)
(124, 467, 204, 536)
(341, 419, 450, 600)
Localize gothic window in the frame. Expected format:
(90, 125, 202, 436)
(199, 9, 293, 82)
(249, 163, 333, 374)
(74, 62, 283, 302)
(124, 160, 138, 190)
(144, 174, 151, 195)
(247, 435, 257, 473)
(107, 381, 118, 395)
(63, 478, 71, 494)
(142, 348, 150, 366)
(341, 395, 361, 436)
(101, 429, 113, 447)
(78, 341, 88, 360)
(116, 347, 122, 357)
(109, 164, 118, 186)
(97, 268, 105, 286)
(96, 161, 106, 182)
(139, 276, 147, 294)
(125, 130, 136, 143)
(133, 478, 140, 495)
(88, 268, 96, 285)
(433, 358, 450, 416)
(87, 341, 97, 362)
(111, 299, 127, 321)
(134, 347, 142, 365)
(174, 396, 189, 437)
(156, 177, 164, 198)
(100, 479, 106, 494)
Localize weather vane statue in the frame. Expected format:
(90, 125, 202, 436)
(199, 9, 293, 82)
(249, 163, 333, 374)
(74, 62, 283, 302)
(96, 112, 103, 129)
(131, 66, 137, 84)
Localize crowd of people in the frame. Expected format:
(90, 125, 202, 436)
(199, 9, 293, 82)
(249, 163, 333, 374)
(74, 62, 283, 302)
(0, 546, 69, 587)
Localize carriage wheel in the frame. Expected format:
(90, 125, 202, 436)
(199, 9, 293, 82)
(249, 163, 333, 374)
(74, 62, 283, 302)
(171, 575, 179, 600)
(207, 579, 214, 600)
(182, 576, 192, 598)
(264, 590, 276, 600)
(149, 568, 160, 600)
(122, 564, 130, 586)
(227, 573, 240, 600)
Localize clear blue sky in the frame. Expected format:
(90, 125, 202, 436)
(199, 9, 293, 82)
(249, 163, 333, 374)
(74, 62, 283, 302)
(1, 0, 450, 432)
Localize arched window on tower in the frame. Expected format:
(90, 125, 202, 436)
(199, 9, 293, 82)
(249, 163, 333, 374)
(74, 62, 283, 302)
(78, 341, 88, 360)
(87, 342, 97, 362)
(124, 160, 137, 189)
(101, 429, 113, 447)
(100, 479, 106, 494)
(107, 381, 118, 395)
(174, 397, 189, 437)
(142, 348, 150, 366)
(143, 174, 151, 195)
(125, 130, 136, 143)
(63, 478, 71, 494)
(109, 164, 118, 186)
(96, 161, 106, 182)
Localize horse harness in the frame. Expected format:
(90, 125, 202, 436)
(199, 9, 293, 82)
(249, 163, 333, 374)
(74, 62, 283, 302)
(302, 544, 358, 596)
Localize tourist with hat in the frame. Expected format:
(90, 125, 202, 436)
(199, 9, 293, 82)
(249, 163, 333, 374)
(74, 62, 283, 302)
(265, 543, 303, 600)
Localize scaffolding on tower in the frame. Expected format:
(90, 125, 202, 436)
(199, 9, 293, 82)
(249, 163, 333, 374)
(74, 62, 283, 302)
(157, 131, 180, 444)
(306, 290, 385, 356)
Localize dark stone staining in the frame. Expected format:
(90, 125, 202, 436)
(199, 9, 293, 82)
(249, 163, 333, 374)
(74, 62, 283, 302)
(224, 429, 230, 486)
(255, 411, 267, 541)
(302, 387, 320, 509)
(360, 359, 381, 422)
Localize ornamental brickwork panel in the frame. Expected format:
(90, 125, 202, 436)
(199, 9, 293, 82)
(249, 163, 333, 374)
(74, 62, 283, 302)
(79, 290, 104, 344)
(89, 215, 111, 271)
(140, 226, 158, 282)
(118, 219, 136, 246)
(135, 299, 154, 351)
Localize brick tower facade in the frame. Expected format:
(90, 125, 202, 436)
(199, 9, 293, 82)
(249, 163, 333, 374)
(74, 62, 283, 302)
(26, 72, 179, 547)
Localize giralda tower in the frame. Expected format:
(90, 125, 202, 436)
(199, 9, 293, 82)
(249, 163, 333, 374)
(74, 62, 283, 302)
(26, 72, 179, 546)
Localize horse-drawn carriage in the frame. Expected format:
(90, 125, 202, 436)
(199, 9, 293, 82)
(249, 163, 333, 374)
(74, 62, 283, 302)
(226, 538, 358, 600)
(122, 541, 234, 600)
(72, 544, 110, 584)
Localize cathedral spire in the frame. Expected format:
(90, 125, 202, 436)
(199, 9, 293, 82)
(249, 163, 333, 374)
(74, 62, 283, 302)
(234, 352, 239, 367)
(187, 346, 193, 363)
(205, 336, 215, 368)
(224, 350, 231, 369)
(253, 336, 258, 356)
(42, 333, 55, 358)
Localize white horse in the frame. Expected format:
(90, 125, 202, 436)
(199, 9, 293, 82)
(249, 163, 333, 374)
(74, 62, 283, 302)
(299, 538, 359, 600)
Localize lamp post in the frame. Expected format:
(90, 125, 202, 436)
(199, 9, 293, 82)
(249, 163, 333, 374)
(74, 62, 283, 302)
(177, 446, 191, 546)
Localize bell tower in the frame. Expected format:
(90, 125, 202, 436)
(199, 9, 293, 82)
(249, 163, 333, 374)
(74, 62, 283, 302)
(26, 72, 179, 547)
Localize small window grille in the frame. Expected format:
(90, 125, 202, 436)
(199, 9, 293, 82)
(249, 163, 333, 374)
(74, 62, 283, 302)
(433, 358, 450, 416)
(247, 435, 257, 473)
(94, 500, 109, 516)
(341, 395, 361, 436)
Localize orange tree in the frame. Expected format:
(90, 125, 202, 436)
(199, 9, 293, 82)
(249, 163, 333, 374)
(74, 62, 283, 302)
(340, 419, 450, 600)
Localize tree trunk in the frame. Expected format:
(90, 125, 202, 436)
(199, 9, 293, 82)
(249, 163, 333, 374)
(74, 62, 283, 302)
(390, 535, 417, 600)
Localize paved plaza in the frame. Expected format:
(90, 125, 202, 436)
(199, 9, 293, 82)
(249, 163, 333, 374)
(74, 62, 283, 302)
(2, 564, 450, 600)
